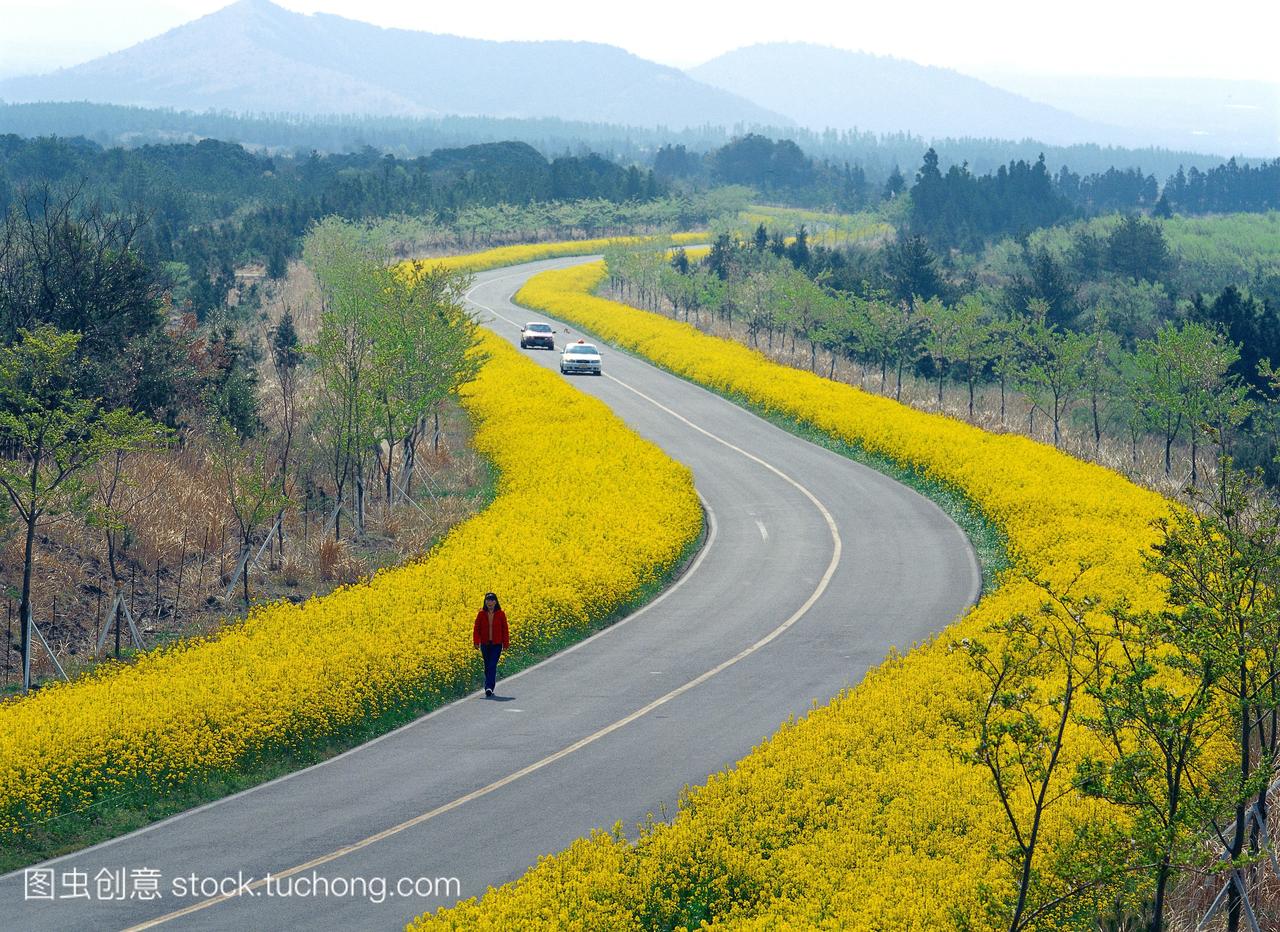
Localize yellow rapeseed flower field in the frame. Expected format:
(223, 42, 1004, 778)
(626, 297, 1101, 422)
(409, 261, 1178, 930)
(0, 325, 700, 841)
(422, 233, 706, 276)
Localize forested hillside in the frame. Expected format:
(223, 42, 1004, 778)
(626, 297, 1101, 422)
(0, 101, 1232, 180)
(0, 135, 687, 320)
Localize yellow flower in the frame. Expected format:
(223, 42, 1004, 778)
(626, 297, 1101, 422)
(409, 257, 1188, 931)
(0, 323, 700, 845)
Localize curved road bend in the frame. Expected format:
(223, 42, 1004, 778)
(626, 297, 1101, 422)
(1, 255, 980, 931)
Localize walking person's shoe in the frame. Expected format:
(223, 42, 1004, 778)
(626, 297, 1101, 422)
(485, 688, 493, 697)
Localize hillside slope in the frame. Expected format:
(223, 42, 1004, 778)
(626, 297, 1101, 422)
(0, 0, 789, 130)
(690, 42, 1121, 147)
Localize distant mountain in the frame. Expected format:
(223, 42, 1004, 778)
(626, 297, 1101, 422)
(971, 72, 1279, 158)
(689, 43, 1129, 150)
(0, 0, 788, 130)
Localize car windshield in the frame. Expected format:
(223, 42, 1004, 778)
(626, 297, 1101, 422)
(527, 324, 552, 333)
(566, 344, 597, 354)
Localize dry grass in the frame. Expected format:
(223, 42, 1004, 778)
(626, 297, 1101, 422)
(258, 259, 321, 343)
(1, 397, 490, 693)
(1165, 779, 1280, 930)
(315, 537, 362, 584)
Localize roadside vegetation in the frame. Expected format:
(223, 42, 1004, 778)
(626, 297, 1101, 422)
(0, 199, 498, 696)
(413, 258, 1280, 932)
(0, 230, 702, 870)
(5, 113, 1280, 928)
(604, 205, 1280, 495)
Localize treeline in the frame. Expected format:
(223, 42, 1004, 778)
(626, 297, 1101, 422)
(607, 232, 1280, 484)
(905, 147, 1280, 250)
(908, 149, 1069, 250)
(742, 210, 1280, 360)
(0, 190, 260, 435)
(656, 135, 884, 211)
(1160, 158, 1280, 214)
(0, 135, 674, 319)
(653, 136, 1276, 242)
(0, 129, 1265, 309)
(0, 100, 1231, 184)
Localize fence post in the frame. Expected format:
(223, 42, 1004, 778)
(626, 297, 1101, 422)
(26, 606, 69, 687)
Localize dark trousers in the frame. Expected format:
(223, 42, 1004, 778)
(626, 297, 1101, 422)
(480, 643, 502, 692)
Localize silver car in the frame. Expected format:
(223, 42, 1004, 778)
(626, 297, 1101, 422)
(520, 321, 555, 350)
(560, 340, 602, 376)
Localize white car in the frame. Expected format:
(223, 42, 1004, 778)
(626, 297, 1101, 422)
(519, 321, 555, 350)
(560, 340, 602, 376)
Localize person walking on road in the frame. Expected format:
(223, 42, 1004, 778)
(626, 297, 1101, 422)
(473, 592, 509, 698)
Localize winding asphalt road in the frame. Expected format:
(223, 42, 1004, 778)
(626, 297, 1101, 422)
(0, 256, 980, 930)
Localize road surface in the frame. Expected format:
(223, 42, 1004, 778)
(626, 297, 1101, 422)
(1, 256, 980, 930)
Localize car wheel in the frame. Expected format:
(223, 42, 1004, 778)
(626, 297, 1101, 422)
(519, 340, 526, 348)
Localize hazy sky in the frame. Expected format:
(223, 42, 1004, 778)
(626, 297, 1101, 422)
(1, 0, 1277, 82)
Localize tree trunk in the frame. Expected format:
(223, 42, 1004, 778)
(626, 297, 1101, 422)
(402, 427, 417, 499)
(106, 526, 124, 659)
(1010, 667, 1075, 932)
(277, 425, 293, 559)
(333, 476, 346, 540)
(1228, 668, 1250, 932)
(355, 473, 367, 536)
(1151, 858, 1170, 932)
(382, 443, 394, 504)
(242, 536, 251, 607)
(19, 511, 36, 692)
(1262, 673, 1277, 830)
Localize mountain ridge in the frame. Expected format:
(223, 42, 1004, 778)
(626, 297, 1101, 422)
(0, 0, 790, 129)
(3, 4, 1266, 157)
(688, 42, 1122, 149)
(690, 42, 1274, 157)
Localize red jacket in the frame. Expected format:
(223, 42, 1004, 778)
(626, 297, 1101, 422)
(473, 609, 510, 648)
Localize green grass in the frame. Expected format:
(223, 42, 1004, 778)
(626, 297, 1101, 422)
(984, 209, 1280, 296)
(728, 205, 894, 250)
